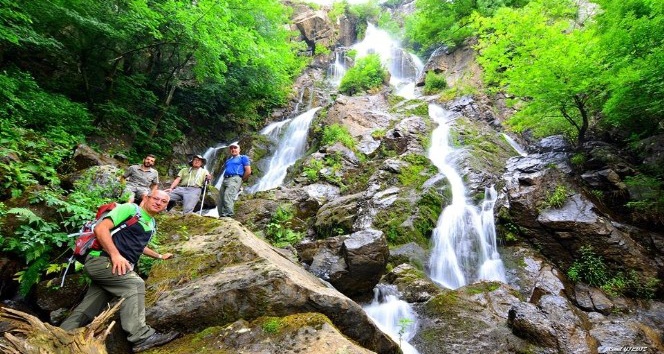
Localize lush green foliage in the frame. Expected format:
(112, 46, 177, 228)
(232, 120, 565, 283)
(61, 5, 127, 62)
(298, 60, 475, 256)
(1, 0, 306, 160)
(423, 71, 448, 95)
(568, 246, 659, 298)
(595, 0, 664, 136)
(623, 175, 664, 223)
(321, 124, 356, 150)
(339, 54, 389, 95)
(539, 185, 569, 210)
(472, 0, 663, 147)
(474, 0, 602, 145)
(567, 246, 610, 286)
(265, 205, 303, 247)
(1, 168, 123, 295)
(406, 0, 530, 53)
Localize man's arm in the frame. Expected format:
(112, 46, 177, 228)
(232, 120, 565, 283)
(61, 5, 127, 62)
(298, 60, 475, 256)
(143, 246, 173, 260)
(94, 218, 132, 275)
(165, 176, 181, 192)
(242, 165, 251, 182)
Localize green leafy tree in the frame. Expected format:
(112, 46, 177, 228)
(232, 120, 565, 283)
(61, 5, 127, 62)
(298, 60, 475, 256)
(473, 0, 605, 146)
(406, 0, 530, 53)
(594, 0, 664, 137)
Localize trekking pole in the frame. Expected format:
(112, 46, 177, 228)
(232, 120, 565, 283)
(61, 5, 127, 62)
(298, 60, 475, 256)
(199, 178, 209, 216)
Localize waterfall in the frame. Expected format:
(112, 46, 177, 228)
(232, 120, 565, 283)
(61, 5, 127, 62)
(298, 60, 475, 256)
(352, 23, 423, 98)
(247, 107, 321, 193)
(327, 49, 347, 86)
(364, 284, 419, 354)
(501, 133, 528, 157)
(427, 104, 506, 289)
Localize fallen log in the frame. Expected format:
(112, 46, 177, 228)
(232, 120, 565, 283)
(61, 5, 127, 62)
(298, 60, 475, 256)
(0, 299, 123, 354)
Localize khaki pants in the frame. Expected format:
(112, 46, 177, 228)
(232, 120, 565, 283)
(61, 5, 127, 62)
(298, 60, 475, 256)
(60, 255, 154, 343)
(218, 175, 242, 217)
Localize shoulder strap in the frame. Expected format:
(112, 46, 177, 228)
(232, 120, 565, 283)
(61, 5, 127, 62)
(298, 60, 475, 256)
(110, 204, 147, 235)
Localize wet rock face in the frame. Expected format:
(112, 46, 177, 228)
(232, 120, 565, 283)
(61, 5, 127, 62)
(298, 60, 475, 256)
(326, 93, 395, 138)
(291, 9, 336, 53)
(502, 136, 663, 278)
(307, 229, 389, 297)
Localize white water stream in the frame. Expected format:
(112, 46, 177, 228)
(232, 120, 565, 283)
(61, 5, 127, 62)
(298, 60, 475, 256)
(427, 104, 506, 288)
(364, 285, 419, 354)
(343, 23, 423, 98)
(247, 107, 321, 193)
(502, 133, 528, 157)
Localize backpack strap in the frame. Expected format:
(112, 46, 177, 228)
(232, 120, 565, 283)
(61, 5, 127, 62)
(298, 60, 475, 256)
(110, 203, 154, 235)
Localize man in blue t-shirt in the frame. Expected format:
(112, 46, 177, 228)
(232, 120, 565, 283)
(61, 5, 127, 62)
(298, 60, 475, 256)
(217, 143, 251, 217)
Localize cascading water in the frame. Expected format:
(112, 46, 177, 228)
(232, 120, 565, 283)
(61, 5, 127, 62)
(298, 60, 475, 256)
(502, 133, 528, 157)
(327, 49, 347, 86)
(352, 23, 423, 98)
(247, 107, 321, 193)
(364, 284, 419, 354)
(427, 104, 506, 289)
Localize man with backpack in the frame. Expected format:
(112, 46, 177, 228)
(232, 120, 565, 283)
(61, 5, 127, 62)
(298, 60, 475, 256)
(60, 190, 179, 352)
(165, 154, 212, 214)
(122, 154, 159, 204)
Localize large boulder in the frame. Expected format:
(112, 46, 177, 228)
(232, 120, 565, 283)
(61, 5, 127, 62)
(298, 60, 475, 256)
(145, 216, 399, 353)
(326, 93, 396, 138)
(160, 313, 376, 354)
(308, 229, 389, 297)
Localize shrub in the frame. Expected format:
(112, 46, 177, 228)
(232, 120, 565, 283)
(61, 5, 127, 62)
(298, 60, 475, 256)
(322, 124, 356, 150)
(567, 246, 609, 286)
(423, 71, 447, 95)
(539, 185, 569, 210)
(339, 54, 388, 95)
(265, 205, 303, 247)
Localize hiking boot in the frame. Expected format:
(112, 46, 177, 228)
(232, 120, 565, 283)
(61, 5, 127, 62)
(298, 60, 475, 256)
(132, 331, 179, 352)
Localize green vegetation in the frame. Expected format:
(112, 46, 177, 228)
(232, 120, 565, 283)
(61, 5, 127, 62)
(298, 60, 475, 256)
(406, 0, 530, 53)
(0, 0, 307, 296)
(2, 168, 123, 295)
(470, 0, 664, 149)
(539, 185, 569, 210)
(624, 175, 664, 223)
(568, 246, 659, 299)
(397, 318, 414, 348)
(321, 124, 357, 150)
(265, 204, 303, 247)
(339, 54, 389, 96)
(261, 317, 282, 333)
(1, 0, 306, 159)
(399, 154, 434, 187)
(423, 71, 448, 95)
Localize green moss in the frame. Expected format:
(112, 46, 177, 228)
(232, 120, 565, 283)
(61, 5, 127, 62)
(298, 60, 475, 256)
(404, 102, 429, 117)
(464, 281, 501, 295)
(425, 290, 459, 315)
(399, 153, 436, 188)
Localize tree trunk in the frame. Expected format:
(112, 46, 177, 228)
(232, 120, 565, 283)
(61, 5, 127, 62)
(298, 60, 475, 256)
(0, 299, 123, 354)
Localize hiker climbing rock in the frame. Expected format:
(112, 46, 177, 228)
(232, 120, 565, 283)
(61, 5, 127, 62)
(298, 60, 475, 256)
(60, 190, 179, 352)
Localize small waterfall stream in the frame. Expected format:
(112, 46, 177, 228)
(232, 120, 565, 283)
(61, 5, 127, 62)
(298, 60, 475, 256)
(352, 23, 423, 98)
(427, 104, 506, 289)
(502, 133, 528, 156)
(247, 107, 321, 193)
(364, 285, 419, 354)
